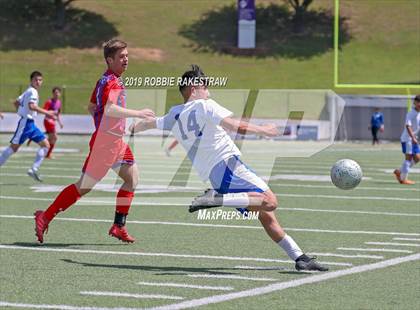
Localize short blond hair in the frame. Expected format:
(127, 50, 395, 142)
(103, 39, 127, 62)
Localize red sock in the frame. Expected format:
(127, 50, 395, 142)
(44, 184, 81, 221)
(46, 143, 55, 157)
(116, 189, 134, 214)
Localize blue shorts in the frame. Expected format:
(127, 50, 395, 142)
(209, 156, 269, 214)
(401, 141, 420, 155)
(10, 118, 45, 145)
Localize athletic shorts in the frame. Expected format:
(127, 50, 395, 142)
(209, 155, 269, 214)
(82, 131, 135, 181)
(401, 141, 420, 155)
(44, 119, 56, 134)
(10, 118, 45, 145)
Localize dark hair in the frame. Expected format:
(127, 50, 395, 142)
(103, 39, 127, 61)
(30, 71, 42, 80)
(52, 86, 61, 93)
(414, 95, 420, 102)
(179, 64, 207, 92)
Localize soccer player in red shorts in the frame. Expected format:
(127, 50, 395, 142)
(33, 39, 155, 243)
(43, 87, 64, 159)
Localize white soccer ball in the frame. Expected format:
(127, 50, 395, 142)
(330, 159, 363, 190)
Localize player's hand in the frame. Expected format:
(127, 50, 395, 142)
(413, 138, 419, 145)
(59, 122, 64, 129)
(129, 118, 153, 133)
(137, 109, 155, 119)
(47, 111, 57, 120)
(262, 123, 280, 137)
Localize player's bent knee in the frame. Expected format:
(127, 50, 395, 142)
(10, 144, 20, 152)
(262, 193, 277, 211)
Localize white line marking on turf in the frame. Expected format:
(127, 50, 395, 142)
(280, 207, 420, 217)
(308, 252, 383, 259)
(137, 282, 234, 291)
(393, 238, 420, 242)
(1, 214, 419, 237)
(233, 266, 316, 273)
(277, 193, 420, 202)
(269, 183, 420, 192)
(365, 242, 420, 247)
(0, 245, 351, 266)
(186, 274, 277, 282)
(0, 301, 139, 310)
(80, 291, 183, 300)
(148, 253, 420, 310)
(337, 247, 413, 253)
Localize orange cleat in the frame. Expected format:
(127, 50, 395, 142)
(108, 224, 135, 243)
(34, 210, 49, 243)
(400, 179, 415, 185)
(393, 169, 402, 183)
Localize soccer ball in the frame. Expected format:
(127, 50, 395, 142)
(330, 159, 363, 190)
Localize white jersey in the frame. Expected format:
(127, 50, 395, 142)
(156, 98, 241, 180)
(400, 108, 420, 142)
(17, 86, 39, 120)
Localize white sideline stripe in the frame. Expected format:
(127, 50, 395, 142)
(149, 253, 420, 310)
(281, 207, 420, 217)
(270, 183, 420, 192)
(233, 265, 316, 273)
(0, 301, 139, 310)
(1, 214, 419, 237)
(308, 252, 383, 259)
(365, 242, 420, 247)
(277, 193, 420, 202)
(2, 195, 420, 218)
(137, 282, 234, 291)
(187, 274, 277, 282)
(393, 238, 420, 242)
(0, 245, 351, 266)
(80, 291, 183, 300)
(337, 247, 413, 253)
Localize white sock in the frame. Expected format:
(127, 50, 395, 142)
(400, 160, 411, 180)
(0, 146, 14, 166)
(278, 234, 304, 261)
(222, 193, 250, 207)
(32, 147, 48, 171)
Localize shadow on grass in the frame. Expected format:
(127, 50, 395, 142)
(0, 0, 118, 51)
(62, 259, 237, 275)
(12, 242, 125, 247)
(179, 3, 351, 59)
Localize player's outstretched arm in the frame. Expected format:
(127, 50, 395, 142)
(406, 125, 418, 144)
(129, 117, 157, 134)
(29, 102, 57, 120)
(220, 117, 279, 137)
(104, 103, 155, 119)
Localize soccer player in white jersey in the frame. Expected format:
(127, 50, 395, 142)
(0, 71, 56, 181)
(131, 65, 328, 272)
(393, 95, 420, 185)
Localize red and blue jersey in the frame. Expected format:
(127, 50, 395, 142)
(90, 70, 126, 136)
(43, 98, 61, 122)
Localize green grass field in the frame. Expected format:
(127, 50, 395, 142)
(0, 134, 419, 309)
(0, 0, 419, 113)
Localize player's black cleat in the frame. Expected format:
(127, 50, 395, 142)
(189, 189, 223, 213)
(295, 255, 329, 272)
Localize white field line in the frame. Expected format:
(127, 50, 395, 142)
(137, 282, 234, 291)
(393, 238, 420, 242)
(337, 247, 413, 253)
(307, 252, 383, 259)
(0, 245, 351, 266)
(1, 214, 420, 237)
(186, 274, 277, 282)
(0, 301, 139, 310)
(233, 265, 316, 273)
(149, 253, 420, 310)
(79, 291, 183, 300)
(365, 242, 420, 247)
(280, 208, 420, 217)
(277, 193, 420, 202)
(1, 189, 418, 204)
(269, 183, 420, 192)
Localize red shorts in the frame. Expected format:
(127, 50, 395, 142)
(82, 131, 135, 181)
(44, 119, 56, 133)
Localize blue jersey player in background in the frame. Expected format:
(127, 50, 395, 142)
(369, 107, 384, 145)
(0, 71, 57, 181)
